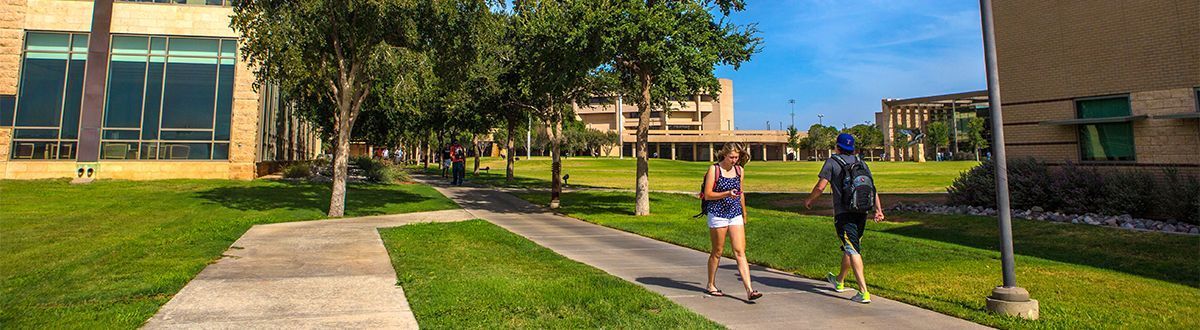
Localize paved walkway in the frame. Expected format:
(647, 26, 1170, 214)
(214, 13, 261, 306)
(143, 209, 475, 329)
(424, 179, 987, 329)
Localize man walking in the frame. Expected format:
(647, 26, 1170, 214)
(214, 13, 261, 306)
(450, 140, 467, 185)
(804, 133, 885, 304)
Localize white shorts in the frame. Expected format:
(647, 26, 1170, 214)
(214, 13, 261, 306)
(707, 214, 744, 229)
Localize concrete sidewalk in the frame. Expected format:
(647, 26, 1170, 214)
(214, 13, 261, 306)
(143, 209, 475, 329)
(425, 180, 987, 329)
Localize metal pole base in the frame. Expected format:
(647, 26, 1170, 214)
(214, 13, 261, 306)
(985, 286, 1039, 320)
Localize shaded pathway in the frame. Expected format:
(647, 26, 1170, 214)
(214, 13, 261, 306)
(143, 209, 475, 329)
(421, 178, 987, 329)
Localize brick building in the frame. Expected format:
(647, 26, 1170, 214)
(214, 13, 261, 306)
(991, 0, 1198, 176)
(0, 0, 319, 180)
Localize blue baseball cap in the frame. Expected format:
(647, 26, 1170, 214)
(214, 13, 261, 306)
(836, 133, 855, 152)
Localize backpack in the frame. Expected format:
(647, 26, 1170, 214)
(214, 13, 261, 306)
(831, 155, 876, 213)
(694, 164, 742, 218)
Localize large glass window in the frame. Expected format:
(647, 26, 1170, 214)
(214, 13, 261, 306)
(99, 34, 237, 160)
(10, 32, 87, 160)
(1077, 96, 1135, 162)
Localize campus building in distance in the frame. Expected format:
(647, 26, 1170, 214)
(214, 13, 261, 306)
(575, 78, 800, 161)
(877, 90, 991, 162)
(0, 0, 319, 180)
(992, 0, 1198, 176)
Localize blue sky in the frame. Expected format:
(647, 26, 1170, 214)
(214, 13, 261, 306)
(713, 0, 986, 131)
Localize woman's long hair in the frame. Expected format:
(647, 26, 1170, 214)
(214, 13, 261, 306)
(715, 142, 750, 167)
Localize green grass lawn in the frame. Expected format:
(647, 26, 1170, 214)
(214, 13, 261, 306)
(380, 220, 721, 329)
(0, 179, 458, 329)
(515, 190, 1200, 329)
(418, 157, 977, 193)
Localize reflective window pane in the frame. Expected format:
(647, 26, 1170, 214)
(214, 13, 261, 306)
(101, 142, 139, 159)
(150, 37, 167, 55)
(160, 130, 212, 140)
(160, 57, 216, 129)
(220, 39, 236, 57)
(14, 128, 58, 139)
(111, 36, 149, 54)
(58, 141, 77, 159)
(71, 34, 89, 52)
(1080, 123, 1135, 161)
(214, 63, 234, 140)
(104, 55, 147, 128)
(142, 57, 165, 139)
(11, 141, 57, 159)
(25, 33, 69, 52)
(168, 38, 218, 57)
(1, 95, 13, 126)
(103, 129, 141, 140)
(15, 56, 66, 127)
(140, 142, 160, 160)
(61, 58, 85, 139)
(159, 142, 211, 160)
(1077, 97, 1130, 118)
(213, 143, 229, 160)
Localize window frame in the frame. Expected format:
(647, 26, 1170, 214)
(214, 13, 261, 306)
(97, 33, 237, 161)
(9, 31, 89, 161)
(1074, 94, 1136, 163)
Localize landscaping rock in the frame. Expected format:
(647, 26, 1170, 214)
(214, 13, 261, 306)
(1030, 206, 1044, 212)
(1191, 227, 1199, 234)
(1162, 225, 1176, 233)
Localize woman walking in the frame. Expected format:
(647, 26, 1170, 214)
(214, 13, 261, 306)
(702, 143, 762, 301)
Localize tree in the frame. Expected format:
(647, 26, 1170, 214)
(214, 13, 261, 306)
(803, 124, 837, 159)
(786, 125, 801, 161)
(843, 124, 882, 159)
(602, 0, 760, 215)
(925, 121, 950, 160)
(232, 0, 420, 217)
(507, 0, 608, 208)
(966, 117, 989, 161)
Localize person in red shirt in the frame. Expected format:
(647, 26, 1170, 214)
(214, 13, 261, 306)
(449, 140, 467, 185)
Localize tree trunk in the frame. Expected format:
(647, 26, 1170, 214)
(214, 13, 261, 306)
(328, 105, 353, 217)
(472, 134, 481, 175)
(506, 117, 516, 182)
(634, 71, 653, 216)
(422, 136, 429, 170)
(548, 113, 563, 209)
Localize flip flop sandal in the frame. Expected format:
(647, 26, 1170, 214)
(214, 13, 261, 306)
(707, 288, 725, 297)
(748, 290, 763, 300)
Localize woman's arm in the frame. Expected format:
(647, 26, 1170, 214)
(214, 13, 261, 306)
(739, 166, 748, 222)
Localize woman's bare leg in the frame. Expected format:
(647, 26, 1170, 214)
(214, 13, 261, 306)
(707, 227, 728, 292)
(727, 225, 755, 295)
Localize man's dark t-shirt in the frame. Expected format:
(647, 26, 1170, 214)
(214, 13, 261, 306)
(818, 153, 872, 215)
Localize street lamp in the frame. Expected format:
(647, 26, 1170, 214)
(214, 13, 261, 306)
(817, 114, 824, 126)
(788, 99, 796, 128)
(979, 0, 1038, 320)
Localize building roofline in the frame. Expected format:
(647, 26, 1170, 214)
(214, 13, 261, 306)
(882, 90, 989, 106)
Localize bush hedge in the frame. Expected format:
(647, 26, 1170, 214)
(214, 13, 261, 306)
(349, 156, 410, 183)
(947, 159, 1200, 224)
(281, 163, 313, 179)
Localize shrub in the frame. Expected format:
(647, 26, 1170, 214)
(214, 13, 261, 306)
(348, 156, 410, 183)
(947, 159, 1199, 223)
(282, 163, 312, 179)
(946, 160, 997, 207)
(1160, 169, 1200, 224)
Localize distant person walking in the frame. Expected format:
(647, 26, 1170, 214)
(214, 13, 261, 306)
(441, 144, 452, 178)
(450, 140, 467, 185)
(700, 142, 762, 301)
(804, 133, 884, 304)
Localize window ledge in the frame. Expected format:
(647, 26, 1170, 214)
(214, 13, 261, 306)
(1039, 115, 1148, 126)
(1152, 112, 1200, 120)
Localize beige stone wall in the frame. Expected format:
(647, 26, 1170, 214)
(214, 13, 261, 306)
(993, 0, 1200, 104)
(0, 0, 24, 96)
(25, 0, 237, 37)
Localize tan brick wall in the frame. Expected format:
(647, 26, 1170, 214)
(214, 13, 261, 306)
(1130, 88, 1200, 165)
(993, 0, 1200, 104)
(0, 127, 10, 174)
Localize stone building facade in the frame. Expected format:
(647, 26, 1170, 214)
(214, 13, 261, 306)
(992, 0, 1199, 175)
(0, 0, 319, 180)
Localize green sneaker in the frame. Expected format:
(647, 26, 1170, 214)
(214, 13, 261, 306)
(825, 272, 846, 292)
(852, 292, 872, 304)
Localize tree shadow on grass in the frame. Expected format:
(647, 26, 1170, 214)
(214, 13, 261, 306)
(195, 181, 435, 217)
(745, 192, 1200, 288)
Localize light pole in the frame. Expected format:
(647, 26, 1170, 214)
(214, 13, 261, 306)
(617, 95, 623, 159)
(817, 114, 824, 126)
(788, 99, 796, 128)
(980, 0, 1038, 319)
